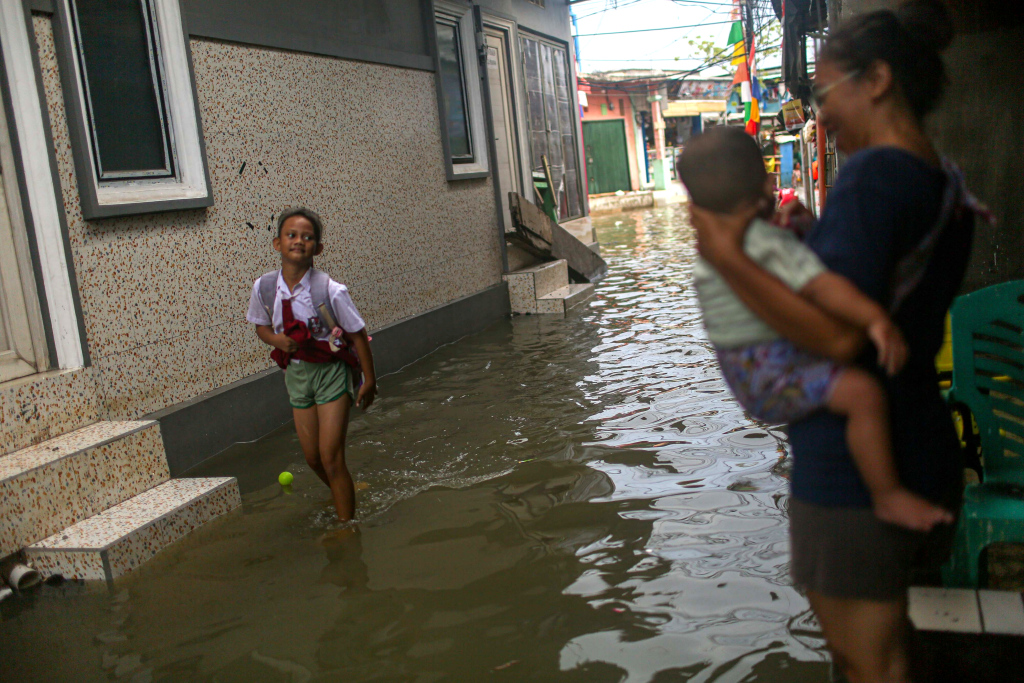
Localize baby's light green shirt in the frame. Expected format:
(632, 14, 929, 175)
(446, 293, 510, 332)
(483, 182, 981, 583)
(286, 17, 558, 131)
(694, 218, 827, 348)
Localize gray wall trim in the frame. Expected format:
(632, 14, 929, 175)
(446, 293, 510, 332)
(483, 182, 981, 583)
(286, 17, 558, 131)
(370, 280, 510, 377)
(156, 282, 510, 475)
(30, 0, 434, 72)
(185, 14, 435, 73)
(476, 0, 571, 43)
(150, 367, 292, 477)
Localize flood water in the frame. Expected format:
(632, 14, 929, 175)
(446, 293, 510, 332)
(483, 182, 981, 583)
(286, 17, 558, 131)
(1, 206, 829, 682)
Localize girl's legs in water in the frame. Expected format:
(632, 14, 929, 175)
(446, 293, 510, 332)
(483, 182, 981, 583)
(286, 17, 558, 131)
(292, 395, 355, 521)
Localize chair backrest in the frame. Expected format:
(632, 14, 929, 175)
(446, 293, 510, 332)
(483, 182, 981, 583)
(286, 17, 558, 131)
(950, 280, 1024, 485)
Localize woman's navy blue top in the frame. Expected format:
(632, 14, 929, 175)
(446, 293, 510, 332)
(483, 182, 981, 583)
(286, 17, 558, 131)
(792, 147, 975, 508)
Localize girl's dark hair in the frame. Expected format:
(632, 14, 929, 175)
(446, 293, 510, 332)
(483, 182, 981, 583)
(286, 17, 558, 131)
(821, 0, 954, 120)
(276, 206, 324, 244)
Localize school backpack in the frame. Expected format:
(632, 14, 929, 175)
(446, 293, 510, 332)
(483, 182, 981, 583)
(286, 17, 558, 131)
(256, 268, 362, 377)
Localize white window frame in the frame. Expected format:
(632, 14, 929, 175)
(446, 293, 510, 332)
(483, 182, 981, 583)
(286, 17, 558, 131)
(0, 0, 84, 370)
(433, 0, 490, 180)
(53, 0, 212, 219)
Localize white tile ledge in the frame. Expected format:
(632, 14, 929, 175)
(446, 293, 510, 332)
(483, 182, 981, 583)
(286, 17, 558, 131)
(909, 586, 1024, 635)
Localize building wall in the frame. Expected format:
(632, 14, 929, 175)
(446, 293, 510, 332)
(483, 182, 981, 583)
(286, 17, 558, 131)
(839, 0, 1024, 293)
(581, 92, 641, 192)
(30, 14, 502, 421)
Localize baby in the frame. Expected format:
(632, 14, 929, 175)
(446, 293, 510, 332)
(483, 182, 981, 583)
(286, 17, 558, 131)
(679, 127, 952, 532)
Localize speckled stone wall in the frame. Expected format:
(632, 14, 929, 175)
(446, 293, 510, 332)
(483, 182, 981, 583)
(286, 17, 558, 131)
(28, 15, 502, 422)
(0, 368, 102, 457)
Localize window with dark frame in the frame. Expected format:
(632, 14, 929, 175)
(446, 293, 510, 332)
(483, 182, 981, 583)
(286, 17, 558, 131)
(435, 18, 474, 164)
(69, 0, 177, 181)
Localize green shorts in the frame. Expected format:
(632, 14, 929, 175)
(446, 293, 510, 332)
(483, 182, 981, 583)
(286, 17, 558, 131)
(284, 360, 355, 409)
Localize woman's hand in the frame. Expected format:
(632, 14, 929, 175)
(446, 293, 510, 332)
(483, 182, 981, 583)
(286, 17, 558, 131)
(689, 203, 759, 267)
(775, 200, 816, 237)
(867, 319, 909, 376)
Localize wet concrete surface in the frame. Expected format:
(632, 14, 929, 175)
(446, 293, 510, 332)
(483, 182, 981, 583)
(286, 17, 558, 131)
(1, 206, 829, 681)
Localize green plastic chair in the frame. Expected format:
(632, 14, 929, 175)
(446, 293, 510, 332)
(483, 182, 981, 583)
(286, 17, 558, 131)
(942, 280, 1024, 587)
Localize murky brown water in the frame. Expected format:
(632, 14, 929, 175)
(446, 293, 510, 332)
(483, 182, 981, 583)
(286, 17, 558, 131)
(1, 207, 829, 682)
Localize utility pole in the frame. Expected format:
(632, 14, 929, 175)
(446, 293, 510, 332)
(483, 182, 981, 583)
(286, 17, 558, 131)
(742, 0, 755, 64)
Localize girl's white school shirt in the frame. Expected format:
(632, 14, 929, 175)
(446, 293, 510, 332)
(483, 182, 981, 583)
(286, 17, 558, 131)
(245, 270, 366, 342)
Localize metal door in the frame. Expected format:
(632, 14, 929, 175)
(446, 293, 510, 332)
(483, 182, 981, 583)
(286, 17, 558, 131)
(582, 120, 631, 195)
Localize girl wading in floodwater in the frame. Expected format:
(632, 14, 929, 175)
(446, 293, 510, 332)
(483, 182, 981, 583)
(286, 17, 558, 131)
(692, 2, 982, 681)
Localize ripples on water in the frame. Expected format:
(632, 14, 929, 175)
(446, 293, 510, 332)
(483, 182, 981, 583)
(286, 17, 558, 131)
(0, 206, 828, 682)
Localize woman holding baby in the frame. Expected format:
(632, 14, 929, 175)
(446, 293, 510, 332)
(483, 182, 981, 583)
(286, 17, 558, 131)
(692, 2, 980, 681)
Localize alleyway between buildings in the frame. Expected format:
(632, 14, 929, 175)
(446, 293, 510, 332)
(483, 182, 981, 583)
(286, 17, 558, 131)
(3, 207, 825, 682)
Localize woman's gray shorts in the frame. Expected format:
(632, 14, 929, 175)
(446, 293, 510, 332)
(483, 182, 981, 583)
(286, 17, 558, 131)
(789, 497, 957, 601)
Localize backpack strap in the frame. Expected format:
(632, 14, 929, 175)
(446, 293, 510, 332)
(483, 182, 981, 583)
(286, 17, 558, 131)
(308, 268, 335, 331)
(257, 270, 280, 321)
(889, 159, 990, 314)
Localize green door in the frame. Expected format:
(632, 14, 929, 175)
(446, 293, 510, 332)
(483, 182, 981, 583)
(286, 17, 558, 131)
(582, 120, 631, 195)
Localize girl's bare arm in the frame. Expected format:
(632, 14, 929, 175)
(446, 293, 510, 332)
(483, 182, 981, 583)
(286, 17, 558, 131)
(344, 328, 377, 409)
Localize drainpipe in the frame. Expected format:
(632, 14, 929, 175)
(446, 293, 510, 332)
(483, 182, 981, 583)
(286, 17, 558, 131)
(2, 563, 41, 591)
(637, 111, 651, 186)
(649, 89, 668, 191)
(570, 10, 581, 64)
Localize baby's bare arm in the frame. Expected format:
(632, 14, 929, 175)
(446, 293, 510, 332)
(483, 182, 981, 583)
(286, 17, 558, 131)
(801, 272, 908, 374)
(800, 272, 888, 329)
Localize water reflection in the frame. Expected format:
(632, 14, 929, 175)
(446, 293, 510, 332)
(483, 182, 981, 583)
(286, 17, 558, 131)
(0, 206, 829, 682)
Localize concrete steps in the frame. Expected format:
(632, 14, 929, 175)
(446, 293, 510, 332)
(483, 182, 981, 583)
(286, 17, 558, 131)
(26, 477, 240, 581)
(0, 421, 168, 558)
(503, 259, 595, 316)
(1, 419, 241, 581)
(537, 283, 595, 315)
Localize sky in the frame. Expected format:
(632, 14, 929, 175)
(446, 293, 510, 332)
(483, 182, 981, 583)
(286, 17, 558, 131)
(571, 0, 782, 78)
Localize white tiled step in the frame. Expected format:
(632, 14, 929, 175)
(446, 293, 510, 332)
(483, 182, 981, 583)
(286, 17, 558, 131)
(909, 587, 1024, 635)
(503, 259, 570, 314)
(537, 283, 596, 315)
(0, 421, 169, 557)
(25, 477, 241, 582)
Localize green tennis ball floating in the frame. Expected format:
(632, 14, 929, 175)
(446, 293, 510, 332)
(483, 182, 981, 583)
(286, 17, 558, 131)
(278, 471, 294, 487)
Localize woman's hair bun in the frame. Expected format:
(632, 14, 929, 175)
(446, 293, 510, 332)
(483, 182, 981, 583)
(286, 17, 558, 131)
(897, 0, 954, 53)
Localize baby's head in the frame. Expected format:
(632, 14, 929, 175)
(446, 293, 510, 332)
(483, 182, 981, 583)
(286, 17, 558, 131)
(676, 127, 771, 216)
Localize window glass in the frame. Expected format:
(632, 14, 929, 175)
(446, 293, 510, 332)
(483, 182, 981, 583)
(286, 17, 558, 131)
(71, 0, 174, 179)
(435, 21, 473, 162)
(519, 36, 581, 219)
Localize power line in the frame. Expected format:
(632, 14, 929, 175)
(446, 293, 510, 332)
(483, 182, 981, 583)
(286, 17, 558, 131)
(575, 19, 735, 36)
(580, 41, 782, 90)
(581, 16, 780, 80)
